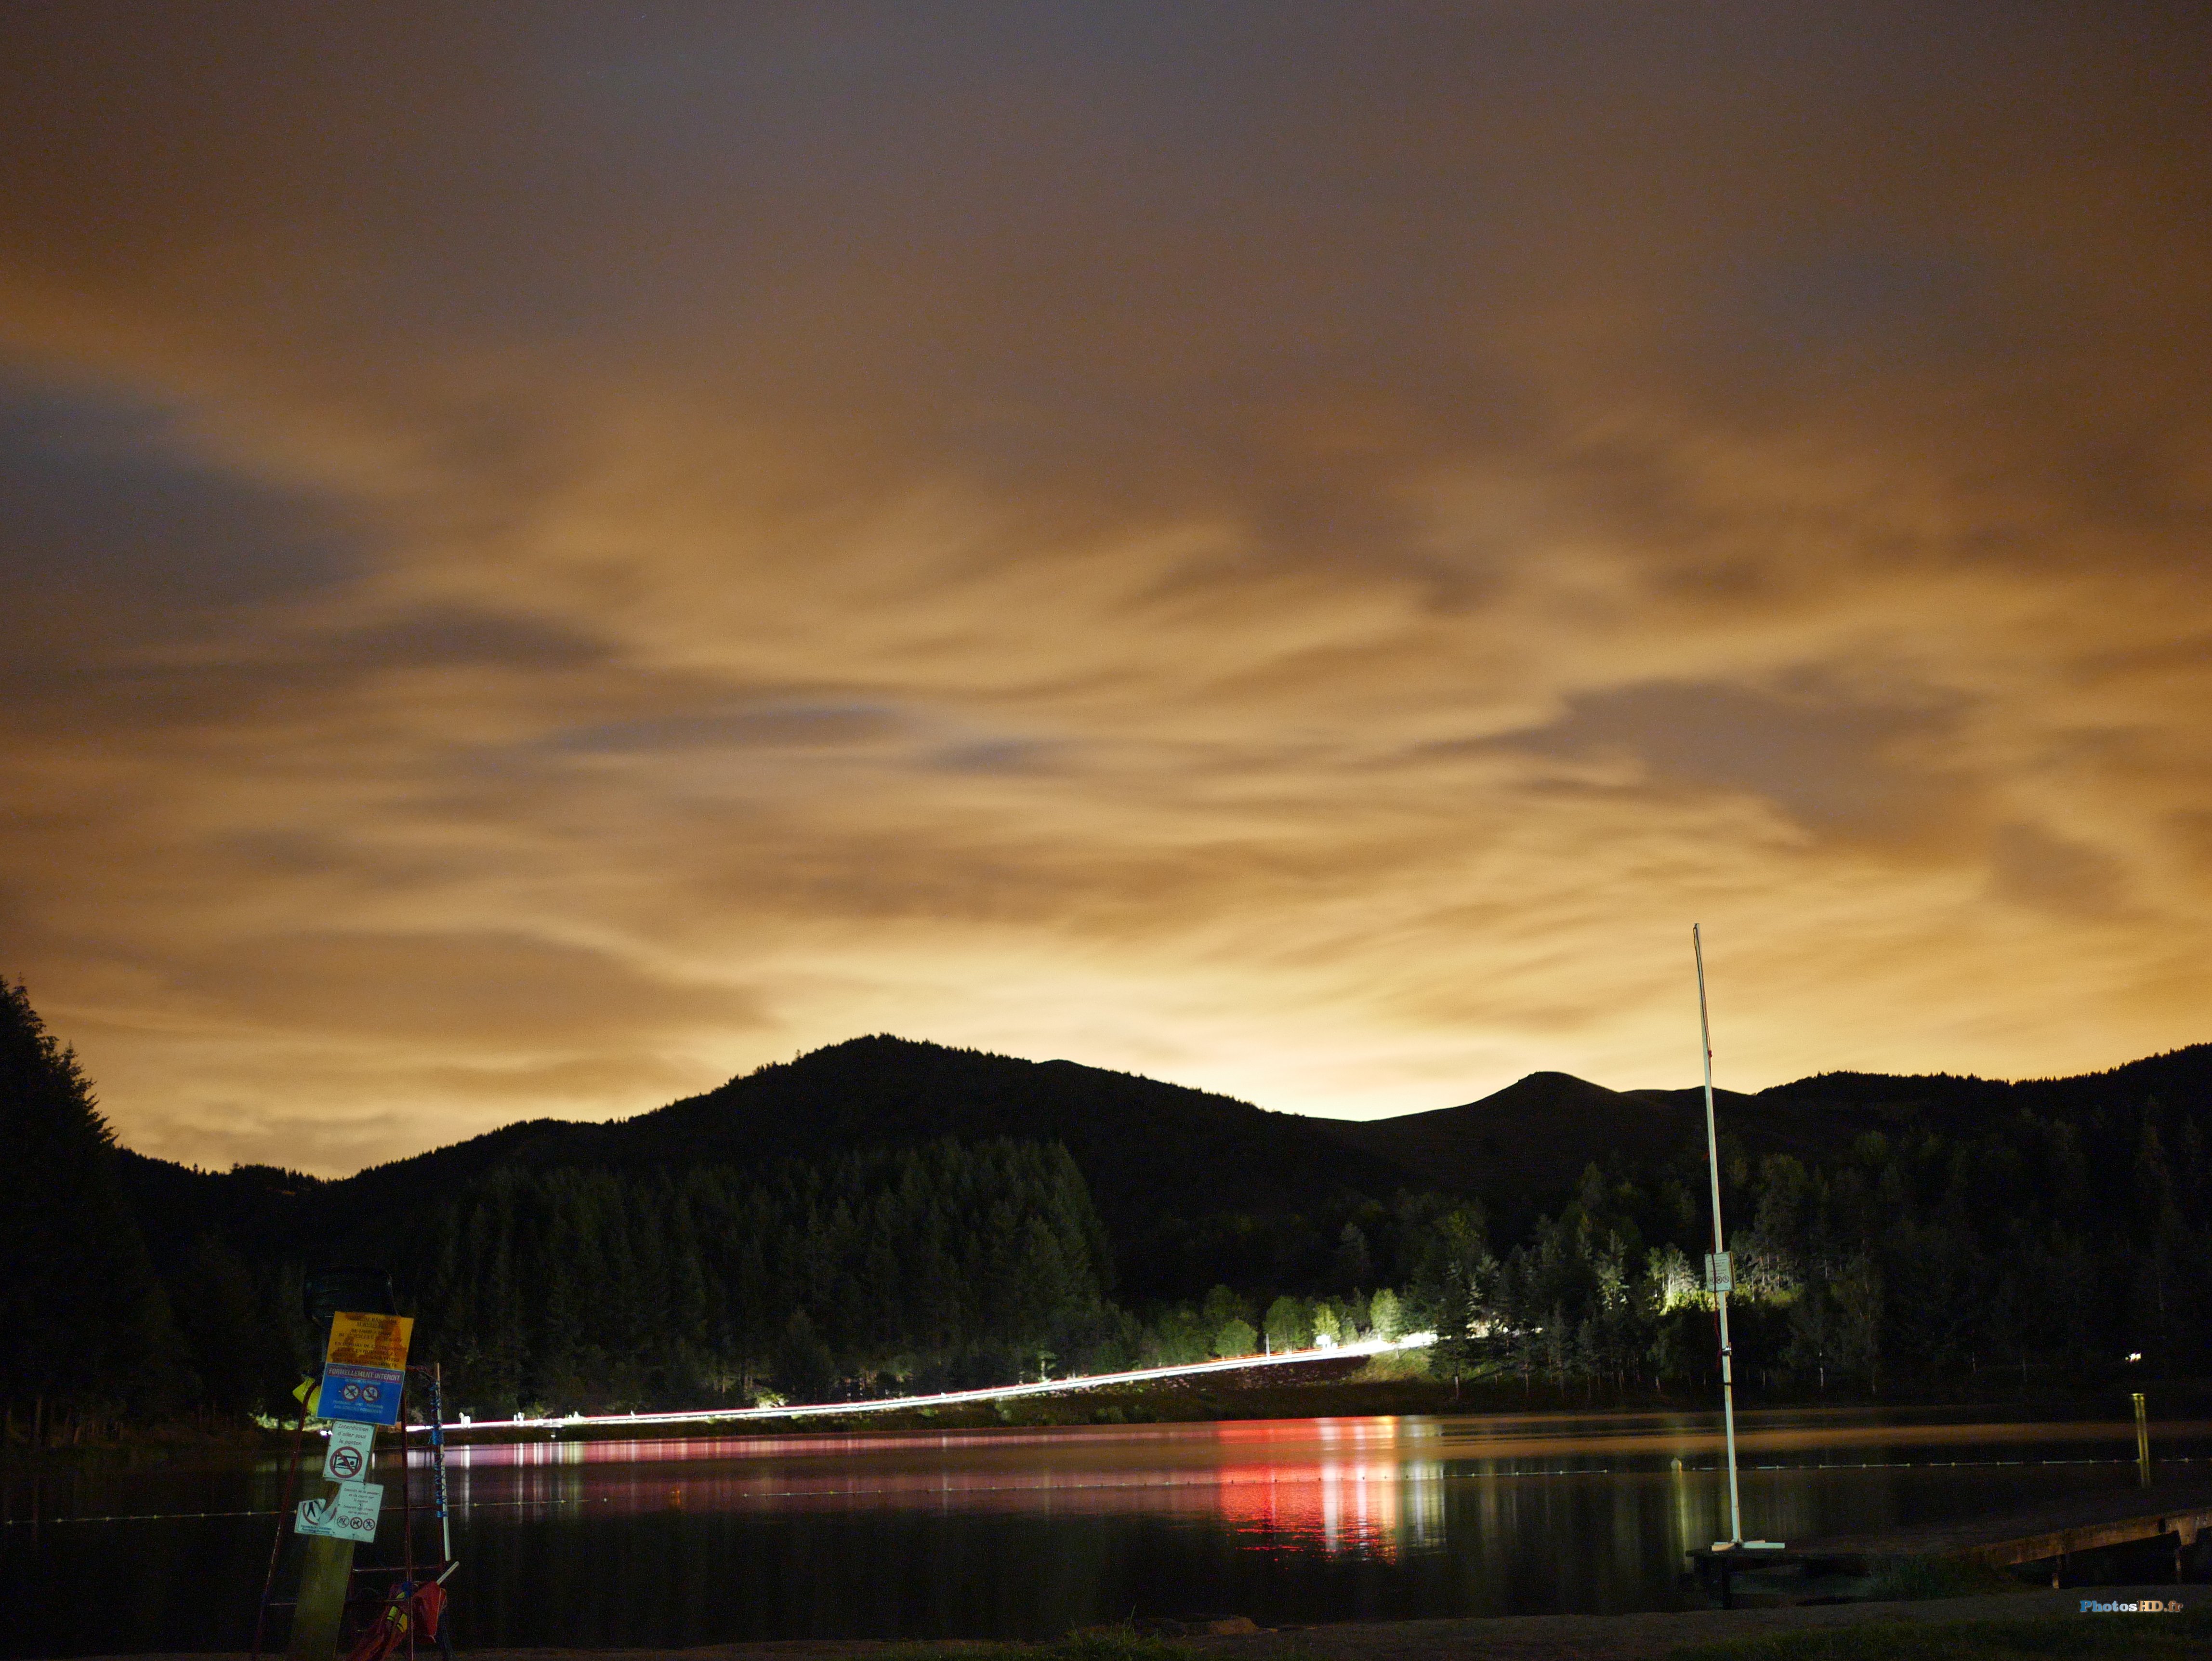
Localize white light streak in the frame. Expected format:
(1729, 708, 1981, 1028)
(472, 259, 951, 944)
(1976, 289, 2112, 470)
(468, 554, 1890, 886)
(405, 1334, 1434, 1439)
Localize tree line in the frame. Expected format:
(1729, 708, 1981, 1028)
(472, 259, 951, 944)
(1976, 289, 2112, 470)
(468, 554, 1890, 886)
(1418, 1103, 2212, 1398)
(1, 979, 303, 1443)
(407, 1140, 1117, 1413)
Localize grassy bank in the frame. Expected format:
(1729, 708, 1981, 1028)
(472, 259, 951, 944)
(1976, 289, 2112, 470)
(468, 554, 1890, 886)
(729, 1606, 2212, 1661)
(0, 1419, 294, 1470)
(1667, 1603, 2212, 1659)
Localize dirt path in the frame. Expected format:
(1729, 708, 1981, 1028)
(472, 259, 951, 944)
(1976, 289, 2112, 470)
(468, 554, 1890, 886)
(1183, 1584, 2196, 1658)
(81, 1586, 2204, 1661)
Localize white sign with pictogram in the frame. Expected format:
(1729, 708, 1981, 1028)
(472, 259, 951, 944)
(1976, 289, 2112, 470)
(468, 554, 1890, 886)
(296, 1480, 383, 1543)
(1704, 1251, 1734, 1295)
(320, 1420, 376, 1484)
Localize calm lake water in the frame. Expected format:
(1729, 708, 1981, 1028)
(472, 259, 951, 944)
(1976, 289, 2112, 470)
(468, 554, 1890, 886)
(6, 1407, 2202, 1656)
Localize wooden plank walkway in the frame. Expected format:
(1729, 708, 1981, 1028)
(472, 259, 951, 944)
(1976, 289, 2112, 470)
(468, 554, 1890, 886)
(1801, 1479, 2212, 1567)
(1686, 1480, 2212, 1604)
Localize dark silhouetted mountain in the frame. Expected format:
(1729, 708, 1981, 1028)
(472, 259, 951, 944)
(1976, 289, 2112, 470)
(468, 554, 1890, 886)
(1318, 1044, 2212, 1209)
(110, 1033, 2212, 1302)
(1318, 1071, 1746, 1201)
(1756, 1043, 2212, 1126)
(618, 1036, 1418, 1235)
(443, 1037, 1385, 1218)
(148, 1037, 1419, 1294)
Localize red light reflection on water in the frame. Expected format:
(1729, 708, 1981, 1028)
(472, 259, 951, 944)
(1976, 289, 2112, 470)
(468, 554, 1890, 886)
(417, 1416, 1444, 1557)
(1204, 1419, 1439, 1555)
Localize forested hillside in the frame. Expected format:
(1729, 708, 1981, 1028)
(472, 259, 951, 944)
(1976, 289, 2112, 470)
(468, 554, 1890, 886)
(303, 1036, 1419, 1301)
(4, 976, 2209, 1437)
(408, 1140, 1118, 1411)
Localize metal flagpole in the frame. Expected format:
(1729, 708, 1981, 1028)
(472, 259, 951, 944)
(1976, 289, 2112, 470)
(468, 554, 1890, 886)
(1695, 926, 1791, 1565)
(1693, 924, 1745, 1547)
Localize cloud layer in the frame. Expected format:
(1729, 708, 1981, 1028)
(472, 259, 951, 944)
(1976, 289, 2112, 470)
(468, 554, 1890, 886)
(2, 4, 2208, 1171)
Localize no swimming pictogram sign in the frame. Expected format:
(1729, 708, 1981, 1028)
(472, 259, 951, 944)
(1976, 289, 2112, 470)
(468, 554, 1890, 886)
(321, 1420, 376, 1483)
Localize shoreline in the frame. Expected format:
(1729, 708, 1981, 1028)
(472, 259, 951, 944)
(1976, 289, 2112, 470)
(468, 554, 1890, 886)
(12, 1374, 2212, 1460)
(412, 1375, 2212, 1448)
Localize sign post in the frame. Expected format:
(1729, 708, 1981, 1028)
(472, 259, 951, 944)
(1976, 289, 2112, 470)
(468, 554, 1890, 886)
(2135, 1392, 2152, 1488)
(288, 1312, 413, 1661)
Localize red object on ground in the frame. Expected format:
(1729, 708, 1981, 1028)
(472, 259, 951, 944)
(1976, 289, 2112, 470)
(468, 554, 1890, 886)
(343, 1580, 445, 1661)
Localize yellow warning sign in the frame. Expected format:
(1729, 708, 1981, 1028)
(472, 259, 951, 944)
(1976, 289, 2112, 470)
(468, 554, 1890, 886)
(325, 1311, 413, 1371)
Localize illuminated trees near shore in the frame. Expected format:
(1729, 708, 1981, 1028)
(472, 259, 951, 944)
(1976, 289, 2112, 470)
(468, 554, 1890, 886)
(1263, 1295, 1311, 1353)
(1211, 1318, 1258, 1358)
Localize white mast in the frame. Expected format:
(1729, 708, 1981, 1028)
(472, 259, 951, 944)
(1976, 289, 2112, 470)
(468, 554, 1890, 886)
(1694, 923, 1761, 1550)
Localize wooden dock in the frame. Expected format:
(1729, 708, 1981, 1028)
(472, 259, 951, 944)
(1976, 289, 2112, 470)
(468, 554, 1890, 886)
(1687, 1480, 2212, 1605)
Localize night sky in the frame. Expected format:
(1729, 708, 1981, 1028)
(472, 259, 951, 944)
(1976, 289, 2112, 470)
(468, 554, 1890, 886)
(3, 5, 2208, 1173)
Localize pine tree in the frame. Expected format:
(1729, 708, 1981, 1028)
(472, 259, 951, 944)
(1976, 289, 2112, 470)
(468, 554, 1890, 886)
(0, 980, 180, 1434)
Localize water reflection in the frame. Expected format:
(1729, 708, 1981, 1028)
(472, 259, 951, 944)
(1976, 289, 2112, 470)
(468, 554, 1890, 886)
(1200, 1420, 1443, 1556)
(407, 1406, 2208, 1552)
(427, 1417, 1451, 1558)
(7, 1408, 2203, 1656)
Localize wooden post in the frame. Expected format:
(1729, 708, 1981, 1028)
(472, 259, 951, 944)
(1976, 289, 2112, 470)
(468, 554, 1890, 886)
(293, 1358, 406, 1660)
(286, 1490, 356, 1661)
(2135, 1392, 2152, 1487)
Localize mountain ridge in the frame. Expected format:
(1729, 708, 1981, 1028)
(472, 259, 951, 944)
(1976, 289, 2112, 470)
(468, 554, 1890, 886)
(113, 1034, 2212, 1302)
(1316, 1042, 2212, 1200)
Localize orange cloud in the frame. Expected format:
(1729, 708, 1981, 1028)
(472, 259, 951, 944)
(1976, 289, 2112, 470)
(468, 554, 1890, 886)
(1, 6, 2207, 1170)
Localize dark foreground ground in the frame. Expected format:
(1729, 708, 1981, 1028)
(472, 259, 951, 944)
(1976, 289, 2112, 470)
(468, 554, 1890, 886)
(71, 1589, 2211, 1661)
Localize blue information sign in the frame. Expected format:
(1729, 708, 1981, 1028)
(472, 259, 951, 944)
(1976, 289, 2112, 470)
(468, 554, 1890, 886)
(319, 1360, 405, 1425)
